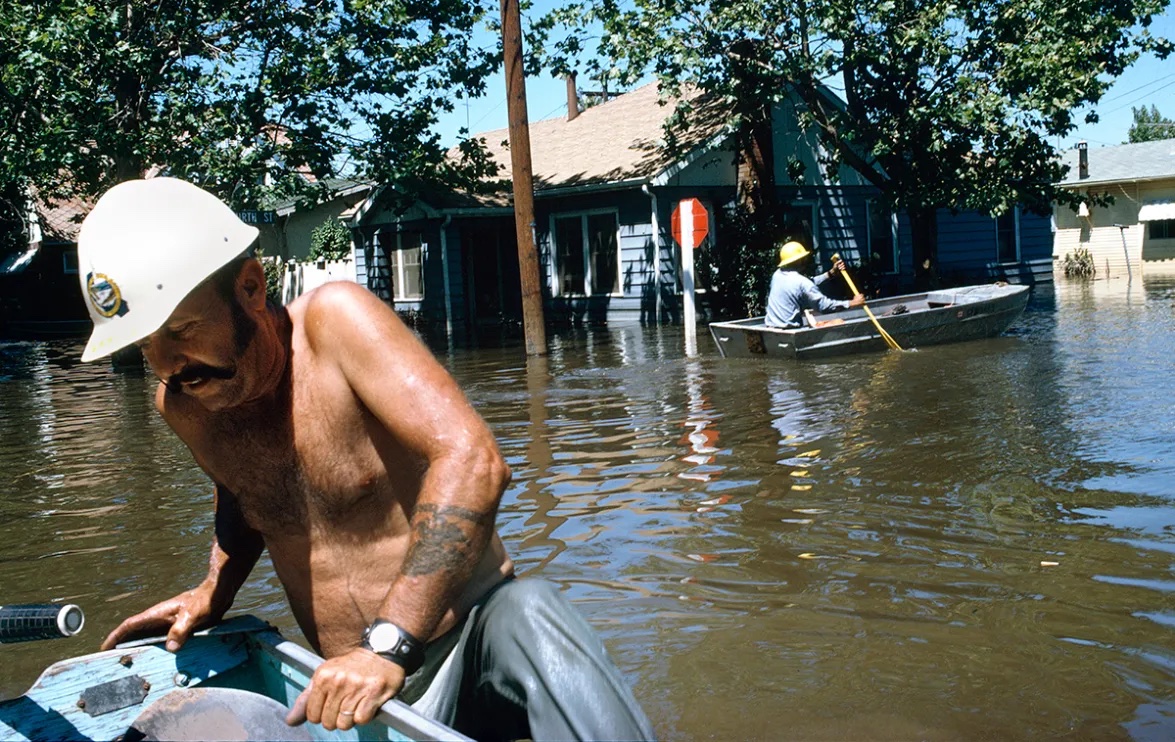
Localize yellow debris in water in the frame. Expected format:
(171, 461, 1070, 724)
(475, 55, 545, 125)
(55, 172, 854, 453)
(791, 470, 809, 477)
(793, 508, 828, 514)
(791, 484, 812, 491)
(798, 450, 821, 458)
(1040, 561, 1060, 567)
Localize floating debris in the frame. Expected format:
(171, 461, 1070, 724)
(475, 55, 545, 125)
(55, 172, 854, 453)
(790, 470, 809, 477)
(793, 508, 828, 514)
(1040, 561, 1060, 567)
(791, 484, 812, 491)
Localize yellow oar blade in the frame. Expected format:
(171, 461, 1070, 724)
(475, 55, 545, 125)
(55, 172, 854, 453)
(830, 254, 902, 351)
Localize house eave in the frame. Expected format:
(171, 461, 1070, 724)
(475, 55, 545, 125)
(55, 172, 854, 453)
(1058, 174, 1175, 189)
(648, 131, 734, 187)
(534, 177, 651, 198)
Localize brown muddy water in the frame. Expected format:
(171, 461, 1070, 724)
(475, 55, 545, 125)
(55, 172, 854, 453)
(2, 276, 1175, 741)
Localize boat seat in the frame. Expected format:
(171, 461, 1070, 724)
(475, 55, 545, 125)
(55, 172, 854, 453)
(926, 290, 958, 308)
(125, 687, 313, 742)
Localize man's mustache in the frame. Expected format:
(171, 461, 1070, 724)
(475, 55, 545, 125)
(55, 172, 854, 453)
(164, 363, 236, 391)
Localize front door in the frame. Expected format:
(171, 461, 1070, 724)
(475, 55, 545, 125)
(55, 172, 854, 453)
(463, 220, 521, 325)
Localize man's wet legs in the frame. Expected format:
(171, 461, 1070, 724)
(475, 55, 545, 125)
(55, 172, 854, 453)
(452, 579, 655, 741)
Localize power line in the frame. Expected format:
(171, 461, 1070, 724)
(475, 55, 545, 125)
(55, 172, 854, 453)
(1104, 78, 1175, 115)
(1101, 71, 1175, 103)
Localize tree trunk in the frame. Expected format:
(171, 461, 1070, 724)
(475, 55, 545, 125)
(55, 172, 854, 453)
(736, 115, 775, 212)
(908, 206, 939, 290)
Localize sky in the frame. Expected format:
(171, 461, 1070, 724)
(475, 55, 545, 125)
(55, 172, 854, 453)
(430, 6, 1175, 154)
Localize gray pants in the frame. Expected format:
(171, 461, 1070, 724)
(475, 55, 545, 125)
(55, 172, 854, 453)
(400, 578, 654, 741)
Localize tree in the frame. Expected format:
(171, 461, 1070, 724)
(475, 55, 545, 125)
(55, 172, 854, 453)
(0, 0, 503, 219)
(1128, 104, 1175, 142)
(532, 0, 1171, 285)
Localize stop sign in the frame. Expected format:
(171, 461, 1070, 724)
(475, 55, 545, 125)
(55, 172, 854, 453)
(671, 198, 709, 248)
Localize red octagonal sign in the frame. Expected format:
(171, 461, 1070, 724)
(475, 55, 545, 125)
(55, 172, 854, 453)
(671, 198, 708, 248)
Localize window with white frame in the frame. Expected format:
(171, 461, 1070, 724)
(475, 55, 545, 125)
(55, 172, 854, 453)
(553, 211, 619, 295)
(866, 201, 897, 273)
(389, 231, 423, 300)
(996, 209, 1020, 262)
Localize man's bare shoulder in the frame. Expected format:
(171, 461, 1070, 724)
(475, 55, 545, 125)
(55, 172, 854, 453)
(290, 281, 414, 355)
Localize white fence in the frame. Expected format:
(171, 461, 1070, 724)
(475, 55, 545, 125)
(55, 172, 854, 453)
(279, 259, 356, 304)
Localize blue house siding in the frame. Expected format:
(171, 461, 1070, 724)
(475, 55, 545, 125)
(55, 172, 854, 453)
(532, 189, 659, 325)
(937, 209, 1053, 285)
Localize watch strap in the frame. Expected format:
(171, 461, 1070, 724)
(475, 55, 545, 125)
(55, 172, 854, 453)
(361, 620, 426, 674)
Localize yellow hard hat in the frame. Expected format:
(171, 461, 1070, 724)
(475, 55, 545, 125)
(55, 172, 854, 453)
(778, 240, 810, 267)
(77, 178, 259, 362)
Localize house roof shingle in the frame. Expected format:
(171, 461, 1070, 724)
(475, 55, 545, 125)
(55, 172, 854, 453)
(1058, 138, 1175, 187)
(35, 193, 93, 244)
(469, 81, 729, 194)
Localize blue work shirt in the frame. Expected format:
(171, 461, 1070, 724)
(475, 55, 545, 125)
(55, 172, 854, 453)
(764, 269, 852, 328)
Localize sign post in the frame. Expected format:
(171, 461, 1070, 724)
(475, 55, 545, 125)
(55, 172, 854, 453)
(671, 197, 708, 356)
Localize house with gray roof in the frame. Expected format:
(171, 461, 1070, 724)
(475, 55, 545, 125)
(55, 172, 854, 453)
(1054, 139, 1175, 276)
(351, 81, 1054, 338)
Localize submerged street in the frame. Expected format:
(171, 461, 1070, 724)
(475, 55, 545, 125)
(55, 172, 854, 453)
(2, 275, 1174, 740)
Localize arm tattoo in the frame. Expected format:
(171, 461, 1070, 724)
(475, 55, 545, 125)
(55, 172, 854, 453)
(402, 504, 495, 577)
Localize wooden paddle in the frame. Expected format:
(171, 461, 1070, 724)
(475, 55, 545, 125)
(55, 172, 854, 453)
(830, 254, 902, 351)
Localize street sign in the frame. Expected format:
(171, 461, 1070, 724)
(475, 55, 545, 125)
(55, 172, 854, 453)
(670, 197, 707, 357)
(670, 198, 708, 248)
(237, 210, 277, 225)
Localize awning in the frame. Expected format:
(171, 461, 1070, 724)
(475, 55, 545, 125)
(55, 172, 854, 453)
(1138, 201, 1175, 222)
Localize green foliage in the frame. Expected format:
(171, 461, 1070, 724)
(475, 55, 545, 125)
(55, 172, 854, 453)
(698, 203, 780, 318)
(1062, 247, 1096, 279)
(0, 0, 504, 208)
(309, 218, 353, 262)
(252, 245, 285, 304)
(531, 0, 1172, 222)
(1128, 105, 1175, 143)
(0, 183, 28, 258)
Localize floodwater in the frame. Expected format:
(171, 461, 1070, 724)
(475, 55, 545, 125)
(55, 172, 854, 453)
(2, 275, 1175, 741)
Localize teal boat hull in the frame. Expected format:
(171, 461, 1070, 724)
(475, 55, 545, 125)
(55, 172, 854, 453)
(0, 616, 468, 741)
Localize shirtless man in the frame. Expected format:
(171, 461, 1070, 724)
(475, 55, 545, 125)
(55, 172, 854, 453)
(80, 177, 653, 740)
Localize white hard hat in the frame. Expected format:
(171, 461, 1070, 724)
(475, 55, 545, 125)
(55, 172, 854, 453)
(77, 177, 259, 362)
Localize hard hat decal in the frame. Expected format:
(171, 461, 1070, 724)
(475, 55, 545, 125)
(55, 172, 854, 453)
(86, 272, 130, 318)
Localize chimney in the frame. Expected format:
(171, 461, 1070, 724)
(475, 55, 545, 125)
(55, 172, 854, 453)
(1078, 141, 1089, 180)
(566, 72, 579, 121)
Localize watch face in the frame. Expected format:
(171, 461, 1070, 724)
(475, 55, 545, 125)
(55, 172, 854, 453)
(366, 622, 400, 653)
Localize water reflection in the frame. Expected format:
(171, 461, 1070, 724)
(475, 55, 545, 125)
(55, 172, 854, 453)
(2, 280, 1175, 740)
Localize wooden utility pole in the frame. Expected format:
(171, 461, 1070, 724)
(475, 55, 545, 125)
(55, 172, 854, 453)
(500, 0, 547, 356)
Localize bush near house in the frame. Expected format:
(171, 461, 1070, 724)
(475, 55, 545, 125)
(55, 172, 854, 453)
(1062, 247, 1096, 279)
(702, 204, 781, 319)
(310, 218, 352, 262)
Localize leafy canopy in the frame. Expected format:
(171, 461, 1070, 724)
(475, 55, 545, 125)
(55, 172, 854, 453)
(532, 0, 1172, 217)
(0, 0, 503, 210)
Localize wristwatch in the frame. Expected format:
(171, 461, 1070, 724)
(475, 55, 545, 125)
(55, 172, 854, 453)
(361, 619, 426, 674)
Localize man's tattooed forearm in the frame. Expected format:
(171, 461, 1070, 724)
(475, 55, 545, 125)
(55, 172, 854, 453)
(413, 503, 495, 526)
(401, 504, 493, 577)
